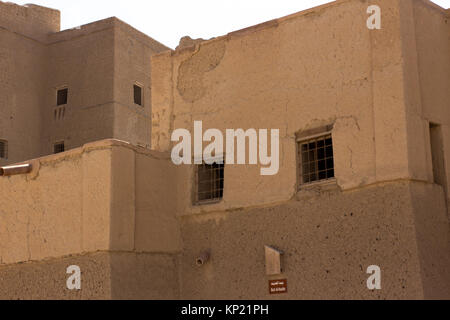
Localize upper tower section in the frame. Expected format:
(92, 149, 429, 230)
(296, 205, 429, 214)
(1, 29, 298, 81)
(0, 1, 60, 42)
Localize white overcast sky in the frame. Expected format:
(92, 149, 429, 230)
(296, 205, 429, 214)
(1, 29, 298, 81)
(10, 0, 450, 48)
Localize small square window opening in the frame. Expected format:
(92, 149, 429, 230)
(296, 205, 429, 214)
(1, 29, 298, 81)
(0, 140, 8, 159)
(54, 142, 65, 154)
(57, 88, 68, 106)
(134, 84, 143, 106)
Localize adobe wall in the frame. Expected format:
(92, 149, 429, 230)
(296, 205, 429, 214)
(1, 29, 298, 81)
(0, 4, 169, 165)
(178, 181, 450, 299)
(405, 0, 450, 203)
(1, 0, 449, 300)
(0, 141, 113, 264)
(41, 18, 169, 156)
(1, 139, 448, 299)
(150, 0, 450, 299)
(151, 0, 417, 214)
(409, 182, 450, 299)
(0, 28, 45, 166)
(0, 1, 56, 166)
(0, 1, 59, 42)
(0, 140, 182, 299)
(0, 252, 179, 300)
(42, 20, 117, 156)
(113, 20, 170, 149)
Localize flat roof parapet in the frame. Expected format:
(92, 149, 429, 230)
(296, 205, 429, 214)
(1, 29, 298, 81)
(0, 0, 60, 41)
(47, 16, 169, 51)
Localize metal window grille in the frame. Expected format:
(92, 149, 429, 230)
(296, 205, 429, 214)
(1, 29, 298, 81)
(298, 134, 334, 185)
(54, 142, 65, 154)
(196, 162, 224, 203)
(134, 85, 143, 106)
(0, 140, 7, 159)
(57, 88, 68, 106)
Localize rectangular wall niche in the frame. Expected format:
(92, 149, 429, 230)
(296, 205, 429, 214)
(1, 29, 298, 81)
(0, 140, 7, 159)
(429, 123, 447, 189)
(265, 245, 284, 276)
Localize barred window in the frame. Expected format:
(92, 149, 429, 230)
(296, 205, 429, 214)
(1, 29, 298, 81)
(0, 140, 7, 159)
(297, 134, 334, 185)
(57, 88, 68, 106)
(196, 162, 224, 204)
(54, 142, 65, 154)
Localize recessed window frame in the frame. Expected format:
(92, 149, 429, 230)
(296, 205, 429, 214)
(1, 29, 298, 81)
(56, 86, 68, 106)
(194, 155, 225, 205)
(133, 83, 144, 107)
(296, 125, 335, 189)
(429, 122, 447, 188)
(0, 139, 8, 160)
(53, 141, 65, 154)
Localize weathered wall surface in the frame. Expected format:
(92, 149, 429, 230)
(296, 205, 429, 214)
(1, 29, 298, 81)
(0, 1, 59, 42)
(0, 141, 112, 264)
(1, 0, 449, 300)
(0, 2, 57, 166)
(0, 140, 182, 299)
(43, 18, 169, 156)
(2, 141, 448, 299)
(113, 21, 169, 149)
(408, 0, 450, 204)
(0, 253, 112, 300)
(0, 4, 168, 165)
(179, 181, 447, 299)
(135, 150, 183, 253)
(43, 20, 116, 157)
(0, 28, 45, 166)
(0, 252, 179, 300)
(149, 0, 450, 299)
(409, 182, 450, 299)
(151, 0, 423, 215)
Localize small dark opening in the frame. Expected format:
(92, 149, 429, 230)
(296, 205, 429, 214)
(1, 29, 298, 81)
(134, 85, 142, 106)
(429, 123, 446, 187)
(57, 88, 68, 106)
(0, 140, 7, 159)
(54, 142, 65, 154)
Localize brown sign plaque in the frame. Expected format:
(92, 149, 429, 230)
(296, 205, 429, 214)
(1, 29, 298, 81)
(269, 279, 288, 295)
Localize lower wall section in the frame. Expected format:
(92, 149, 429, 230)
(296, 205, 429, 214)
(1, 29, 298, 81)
(1, 181, 449, 299)
(178, 181, 450, 300)
(109, 253, 180, 300)
(0, 252, 179, 300)
(410, 183, 450, 299)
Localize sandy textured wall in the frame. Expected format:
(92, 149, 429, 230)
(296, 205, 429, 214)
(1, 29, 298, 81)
(43, 20, 117, 156)
(0, 2, 56, 166)
(0, 1, 60, 42)
(0, 28, 46, 166)
(150, 0, 450, 299)
(113, 20, 170, 149)
(151, 0, 419, 215)
(409, 0, 450, 202)
(178, 181, 450, 299)
(0, 141, 113, 265)
(41, 18, 169, 156)
(0, 252, 179, 300)
(0, 140, 182, 299)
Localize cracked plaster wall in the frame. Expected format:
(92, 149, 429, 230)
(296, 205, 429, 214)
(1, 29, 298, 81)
(0, 140, 182, 299)
(152, 0, 413, 214)
(151, 0, 450, 215)
(150, 0, 450, 299)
